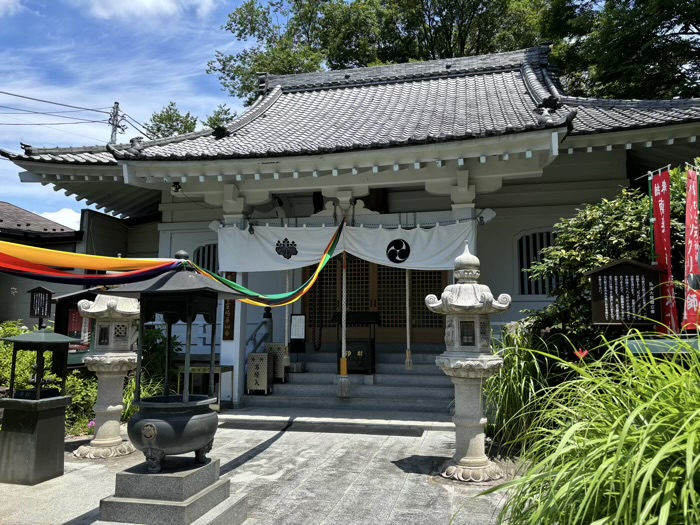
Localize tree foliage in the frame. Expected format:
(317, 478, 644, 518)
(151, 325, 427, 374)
(524, 166, 690, 352)
(207, 0, 546, 104)
(207, 0, 699, 103)
(143, 101, 198, 139)
(550, 0, 700, 99)
(201, 103, 237, 129)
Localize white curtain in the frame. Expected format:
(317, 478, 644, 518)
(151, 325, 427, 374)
(217, 221, 475, 272)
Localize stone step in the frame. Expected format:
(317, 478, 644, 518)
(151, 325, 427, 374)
(295, 352, 440, 365)
(114, 458, 219, 501)
(272, 383, 453, 400)
(241, 394, 451, 414)
(100, 478, 230, 525)
(287, 372, 451, 387)
(303, 362, 443, 375)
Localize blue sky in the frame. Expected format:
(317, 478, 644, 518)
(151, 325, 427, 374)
(0, 0, 246, 229)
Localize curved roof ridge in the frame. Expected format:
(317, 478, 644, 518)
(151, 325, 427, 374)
(265, 45, 551, 93)
(562, 95, 700, 108)
(110, 88, 283, 159)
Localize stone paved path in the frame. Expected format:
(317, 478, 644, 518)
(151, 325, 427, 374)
(0, 415, 508, 525)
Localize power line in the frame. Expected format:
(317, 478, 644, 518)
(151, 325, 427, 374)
(0, 105, 110, 119)
(1, 113, 107, 142)
(0, 120, 107, 125)
(122, 114, 154, 140)
(0, 90, 112, 115)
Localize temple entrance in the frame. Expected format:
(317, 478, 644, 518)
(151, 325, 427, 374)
(304, 254, 446, 348)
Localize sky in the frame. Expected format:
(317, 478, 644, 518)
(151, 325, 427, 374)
(0, 0, 246, 229)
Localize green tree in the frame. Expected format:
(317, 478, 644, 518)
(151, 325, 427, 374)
(547, 0, 700, 99)
(201, 104, 237, 129)
(143, 101, 198, 139)
(207, 0, 546, 104)
(524, 166, 690, 352)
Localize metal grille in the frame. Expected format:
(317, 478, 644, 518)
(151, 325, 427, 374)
(411, 270, 445, 329)
(307, 258, 339, 328)
(517, 230, 557, 295)
(193, 243, 218, 273)
(377, 266, 406, 328)
(346, 255, 370, 311)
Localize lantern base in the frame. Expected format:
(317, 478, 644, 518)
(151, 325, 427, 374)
(439, 459, 502, 483)
(73, 440, 136, 459)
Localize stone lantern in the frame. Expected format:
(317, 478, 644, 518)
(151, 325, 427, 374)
(73, 295, 140, 459)
(425, 242, 511, 482)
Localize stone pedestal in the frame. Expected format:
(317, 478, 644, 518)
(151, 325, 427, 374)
(437, 356, 503, 482)
(98, 458, 247, 525)
(0, 396, 71, 485)
(74, 354, 137, 459)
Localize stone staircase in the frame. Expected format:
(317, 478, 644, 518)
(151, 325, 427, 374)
(241, 346, 454, 415)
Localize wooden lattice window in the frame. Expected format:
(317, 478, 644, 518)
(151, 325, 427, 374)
(377, 266, 407, 328)
(517, 230, 557, 295)
(307, 258, 339, 329)
(411, 270, 445, 329)
(346, 255, 370, 312)
(193, 243, 218, 273)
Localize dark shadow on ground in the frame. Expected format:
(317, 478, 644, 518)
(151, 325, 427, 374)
(64, 436, 91, 454)
(219, 418, 295, 476)
(61, 507, 100, 525)
(218, 420, 423, 437)
(392, 455, 447, 475)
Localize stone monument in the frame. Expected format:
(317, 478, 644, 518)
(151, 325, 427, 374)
(425, 242, 511, 482)
(73, 295, 139, 459)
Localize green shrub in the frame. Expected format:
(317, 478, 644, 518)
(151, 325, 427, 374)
(484, 324, 561, 452)
(0, 320, 33, 390)
(121, 372, 164, 422)
(64, 371, 98, 436)
(485, 332, 700, 525)
(140, 327, 181, 381)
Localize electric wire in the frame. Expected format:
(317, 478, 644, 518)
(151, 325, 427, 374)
(0, 90, 112, 114)
(0, 113, 106, 142)
(122, 114, 154, 140)
(0, 105, 108, 121)
(0, 120, 107, 126)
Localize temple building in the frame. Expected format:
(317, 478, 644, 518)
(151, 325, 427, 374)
(3, 46, 700, 412)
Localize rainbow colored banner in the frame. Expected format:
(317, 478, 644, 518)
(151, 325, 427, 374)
(0, 220, 345, 307)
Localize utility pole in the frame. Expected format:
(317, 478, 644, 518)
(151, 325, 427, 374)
(108, 101, 120, 144)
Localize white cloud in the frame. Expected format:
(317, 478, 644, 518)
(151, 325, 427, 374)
(40, 208, 82, 230)
(69, 0, 221, 22)
(0, 0, 22, 16)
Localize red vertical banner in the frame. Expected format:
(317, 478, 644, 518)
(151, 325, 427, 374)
(684, 170, 699, 329)
(652, 170, 678, 332)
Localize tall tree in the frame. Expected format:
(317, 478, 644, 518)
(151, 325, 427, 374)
(207, 0, 545, 104)
(548, 0, 700, 99)
(143, 102, 197, 139)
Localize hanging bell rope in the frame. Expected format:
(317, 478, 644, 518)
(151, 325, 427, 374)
(405, 269, 413, 370)
(338, 251, 351, 397)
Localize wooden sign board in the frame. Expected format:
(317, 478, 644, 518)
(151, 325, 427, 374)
(586, 260, 662, 326)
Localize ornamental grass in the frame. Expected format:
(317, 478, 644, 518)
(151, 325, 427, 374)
(486, 331, 700, 525)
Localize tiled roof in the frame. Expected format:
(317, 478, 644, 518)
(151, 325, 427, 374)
(3, 46, 700, 164)
(0, 143, 118, 165)
(0, 201, 75, 233)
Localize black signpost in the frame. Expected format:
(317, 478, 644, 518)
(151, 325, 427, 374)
(586, 259, 662, 327)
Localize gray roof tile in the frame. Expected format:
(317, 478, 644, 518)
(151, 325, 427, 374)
(3, 45, 699, 164)
(0, 201, 74, 233)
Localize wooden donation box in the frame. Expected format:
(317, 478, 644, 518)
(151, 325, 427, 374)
(247, 353, 273, 395)
(332, 311, 380, 374)
(586, 259, 662, 327)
